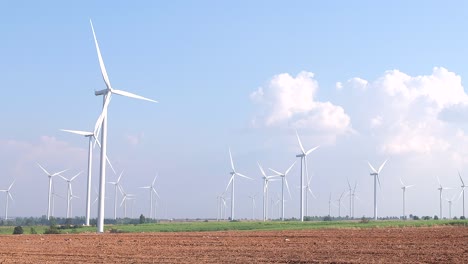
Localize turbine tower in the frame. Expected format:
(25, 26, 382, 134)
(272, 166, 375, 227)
(295, 130, 319, 222)
(458, 172, 466, 218)
(269, 161, 296, 221)
(258, 163, 279, 221)
(37, 164, 68, 220)
(225, 148, 252, 221)
(60, 172, 82, 218)
(336, 190, 346, 218)
(248, 194, 257, 220)
(446, 194, 456, 219)
(304, 172, 316, 217)
(0, 180, 15, 220)
(367, 159, 388, 220)
(399, 178, 414, 220)
(140, 174, 160, 219)
(89, 20, 157, 233)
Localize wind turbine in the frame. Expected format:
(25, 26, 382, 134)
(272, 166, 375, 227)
(446, 194, 456, 219)
(336, 190, 346, 218)
(367, 159, 388, 220)
(257, 163, 279, 222)
(269, 161, 296, 221)
(37, 164, 68, 220)
(458, 172, 466, 218)
(295, 130, 319, 221)
(60, 172, 82, 218)
(225, 148, 252, 221)
(140, 174, 160, 219)
(119, 187, 135, 218)
(89, 20, 157, 233)
(108, 170, 125, 220)
(436, 176, 453, 219)
(399, 178, 414, 220)
(51, 182, 65, 218)
(347, 179, 353, 218)
(248, 194, 257, 220)
(0, 180, 15, 220)
(60, 113, 116, 226)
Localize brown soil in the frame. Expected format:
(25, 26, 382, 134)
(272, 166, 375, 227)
(0, 226, 466, 263)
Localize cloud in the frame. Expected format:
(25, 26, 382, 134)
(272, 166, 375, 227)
(250, 71, 352, 143)
(340, 67, 468, 160)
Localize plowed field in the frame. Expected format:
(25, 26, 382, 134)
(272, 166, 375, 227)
(0, 226, 466, 263)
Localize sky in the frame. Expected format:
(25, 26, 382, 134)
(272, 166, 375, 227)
(1, 1, 468, 220)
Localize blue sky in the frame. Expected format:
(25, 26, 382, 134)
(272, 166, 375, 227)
(1, 1, 468, 220)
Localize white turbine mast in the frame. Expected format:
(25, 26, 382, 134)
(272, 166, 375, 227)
(89, 19, 157, 233)
(37, 163, 68, 220)
(119, 186, 135, 218)
(458, 171, 466, 219)
(436, 176, 453, 219)
(367, 159, 388, 220)
(269, 161, 296, 221)
(336, 190, 346, 218)
(248, 194, 257, 220)
(0, 180, 15, 220)
(295, 130, 319, 222)
(225, 148, 252, 221)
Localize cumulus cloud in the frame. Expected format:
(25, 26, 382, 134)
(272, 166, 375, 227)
(250, 71, 352, 143)
(340, 67, 468, 159)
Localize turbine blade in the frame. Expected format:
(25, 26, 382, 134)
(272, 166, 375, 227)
(36, 163, 50, 176)
(229, 148, 235, 171)
(295, 130, 305, 154)
(236, 173, 253, 180)
(285, 178, 292, 199)
(257, 162, 266, 177)
(459, 171, 465, 186)
(90, 19, 112, 89)
(53, 168, 69, 177)
(305, 146, 319, 155)
(285, 161, 296, 175)
(225, 175, 234, 193)
(60, 129, 93, 137)
(308, 187, 317, 199)
(8, 192, 13, 201)
(93, 94, 112, 137)
(377, 175, 382, 191)
(8, 180, 15, 190)
(70, 171, 82, 182)
(347, 178, 351, 189)
(152, 175, 158, 186)
(399, 177, 404, 187)
(106, 155, 117, 175)
(152, 188, 160, 199)
(367, 161, 378, 174)
(117, 170, 124, 183)
(268, 168, 283, 176)
(377, 159, 388, 173)
(111, 89, 158, 103)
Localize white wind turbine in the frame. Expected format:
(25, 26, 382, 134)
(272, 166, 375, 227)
(60, 113, 116, 226)
(336, 190, 346, 218)
(225, 148, 252, 221)
(436, 176, 453, 219)
(0, 180, 15, 220)
(248, 194, 257, 220)
(458, 172, 466, 218)
(367, 159, 388, 220)
(89, 20, 157, 233)
(119, 187, 135, 218)
(37, 164, 68, 220)
(108, 171, 125, 220)
(446, 194, 456, 219)
(399, 178, 414, 220)
(346, 179, 353, 218)
(51, 182, 66, 218)
(269, 161, 296, 221)
(60, 172, 82, 218)
(140, 174, 160, 219)
(258, 163, 279, 222)
(295, 130, 319, 221)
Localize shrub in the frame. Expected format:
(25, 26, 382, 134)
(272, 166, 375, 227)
(139, 214, 146, 224)
(30, 227, 37, 234)
(13, 226, 23, 235)
(323, 216, 332, 221)
(460, 216, 466, 220)
(434, 215, 439, 220)
(359, 217, 370, 224)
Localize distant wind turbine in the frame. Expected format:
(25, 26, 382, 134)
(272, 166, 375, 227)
(89, 19, 157, 233)
(458, 172, 466, 218)
(248, 194, 257, 220)
(108, 171, 125, 220)
(60, 172, 82, 218)
(304, 172, 316, 217)
(368, 159, 388, 220)
(269, 161, 296, 221)
(0, 180, 15, 220)
(295, 130, 319, 222)
(258, 162, 279, 222)
(399, 178, 414, 220)
(37, 163, 68, 220)
(446, 194, 456, 219)
(336, 190, 346, 218)
(225, 148, 252, 221)
(119, 186, 135, 218)
(140, 174, 160, 219)
(436, 176, 453, 219)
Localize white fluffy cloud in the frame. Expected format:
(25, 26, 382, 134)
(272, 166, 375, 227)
(340, 67, 468, 160)
(250, 71, 352, 143)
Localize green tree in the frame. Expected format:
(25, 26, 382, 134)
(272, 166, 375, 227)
(139, 214, 146, 224)
(13, 226, 24, 235)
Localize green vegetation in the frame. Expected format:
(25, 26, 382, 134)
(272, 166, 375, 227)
(13, 226, 23, 235)
(0, 219, 465, 234)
